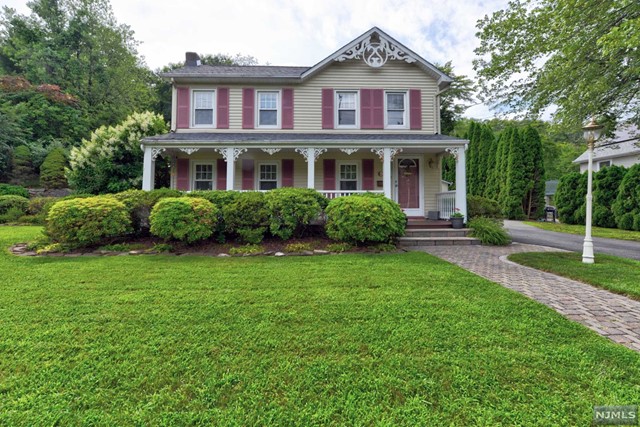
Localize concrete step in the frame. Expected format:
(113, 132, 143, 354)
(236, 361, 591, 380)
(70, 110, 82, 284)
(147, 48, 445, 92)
(398, 236, 481, 246)
(406, 219, 452, 229)
(404, 228, 470, 238)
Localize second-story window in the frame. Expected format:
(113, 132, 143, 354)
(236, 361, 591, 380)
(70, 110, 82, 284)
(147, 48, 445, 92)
(336, 91, 357, 127)
(386, 92, 406, 128)
(193, 90, 215, 127)
(257, 91, 279, 127)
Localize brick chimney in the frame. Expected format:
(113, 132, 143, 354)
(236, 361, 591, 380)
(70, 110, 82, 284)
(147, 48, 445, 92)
(185, 52, 201, 67)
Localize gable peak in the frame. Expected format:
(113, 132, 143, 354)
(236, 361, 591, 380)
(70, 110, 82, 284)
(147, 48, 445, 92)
(335, 28, 417, 68)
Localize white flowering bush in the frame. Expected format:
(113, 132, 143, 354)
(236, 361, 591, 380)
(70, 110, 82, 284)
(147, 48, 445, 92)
(66, 111, 167, 194)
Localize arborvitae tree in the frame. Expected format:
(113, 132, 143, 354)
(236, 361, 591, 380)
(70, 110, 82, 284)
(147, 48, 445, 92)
(555, 172, 586, 225)
(503, 127, 529, 219)
(485, 132, 503, 201)
(593, 165, 626, 228)
(475, 125, 495, 196)
(612, 164, 640, 230)
(469, 122, 483, 195)
(442, 155, 456, 189)
(39, 147, 67, 189)
(522, 126, 546, 218)
(465, 121, 478, 194)
(495, 127, 513, 207)
(10, 145, 36, 185)
(482, 126, 498, 199)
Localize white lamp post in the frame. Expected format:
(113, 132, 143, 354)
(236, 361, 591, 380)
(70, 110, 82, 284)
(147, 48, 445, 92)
(582, 118, 603, 264)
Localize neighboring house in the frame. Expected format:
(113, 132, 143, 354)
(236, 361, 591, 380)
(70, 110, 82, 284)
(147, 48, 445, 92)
(141, 27, 468, 218)
(545, 180, 558, 207)
(573, 125, 640, 172)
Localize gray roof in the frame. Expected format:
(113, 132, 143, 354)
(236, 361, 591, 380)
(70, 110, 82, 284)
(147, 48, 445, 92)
(143, 132, 465, 143)
(574, 124, 640, 163)
(545, 180, 559, 196)
(161, 65, 309, 79)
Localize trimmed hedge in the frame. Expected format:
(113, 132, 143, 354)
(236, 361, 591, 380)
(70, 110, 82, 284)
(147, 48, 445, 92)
(467, 195, 502, 220)
(150, 197, 218, 243)
(0, 183, 29, 198)
(612, 164, 640, 230)
(111, 188, 182, 234)
(325, 193, 405, 244)
(222, 192, 270, 244)
(0, 195, 29, 223)
(45, 196, 132, 246)
(265, 188, 326, 240)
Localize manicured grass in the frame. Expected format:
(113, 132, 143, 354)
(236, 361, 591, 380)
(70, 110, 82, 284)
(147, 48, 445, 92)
(509, 251, 640, 300)
(525, 221, 640, 242)
(1, 227, 639, 425)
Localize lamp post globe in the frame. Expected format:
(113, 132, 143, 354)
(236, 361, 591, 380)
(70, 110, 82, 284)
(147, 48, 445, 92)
(581, 118, 603, 264)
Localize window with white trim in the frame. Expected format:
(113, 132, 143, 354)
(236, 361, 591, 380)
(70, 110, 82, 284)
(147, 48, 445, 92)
(257, 91, 279, 127)
(339, 163, 358, 191)
(192, 90, 215, 127)
(259, 163, 278, 190)
(336, 91, 358, 127)
(193, 163, 214, 190)
(386, 92, 407, 128)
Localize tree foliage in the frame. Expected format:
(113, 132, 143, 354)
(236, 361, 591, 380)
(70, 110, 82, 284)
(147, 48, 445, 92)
(40, 147, 67, 189)
(593, 165, 626, 228)
(612, 164, 640, 230)
(66, 111, 167, 194)
(435, 61, 476, 136)
(474, 0, 640, 129)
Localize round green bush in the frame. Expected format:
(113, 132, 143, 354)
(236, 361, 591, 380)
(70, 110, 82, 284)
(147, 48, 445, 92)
(0, 183, 29, 198)
(222, 192, 269, 244)
(325, 194, 405, 244)
(265, 188, 326, 240)
(150, 197, 218, 243)
(45, 196, 132, 246)
(468, 217, 512, 246)
(39, 147, 68, 189)
(617, 213, 635, 231)
(467, 195, 502, 220)
(0, 195, 29, 215)
(185, 190, 239, 208)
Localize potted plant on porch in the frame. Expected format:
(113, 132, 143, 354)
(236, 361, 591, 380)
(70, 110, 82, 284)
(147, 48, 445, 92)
(450, 209, 465, 229)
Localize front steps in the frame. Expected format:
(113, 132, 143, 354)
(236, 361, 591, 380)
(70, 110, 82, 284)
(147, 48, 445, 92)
(398, 228, 481, 247)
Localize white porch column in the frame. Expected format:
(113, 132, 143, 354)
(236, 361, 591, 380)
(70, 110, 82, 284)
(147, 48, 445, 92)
(383, 148, 392, 199)
(142, 146, 155, 191)
(307, 148, 315, 189)
(225, 147, 235, 191)
(454, 145, 467, 219)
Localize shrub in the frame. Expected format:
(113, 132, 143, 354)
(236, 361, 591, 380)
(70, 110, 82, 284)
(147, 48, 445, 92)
(326, 242, 352, 253)
(229, 244, 264, 256)
(110, 188, 183, 234)
(468, 217, 512, 246)
(613, 164, 640, 231)
(325, 194, 405, 245)
(45, 196, 132, 246)
(467, 195, 502, 220)
(150, 197, 218, 243)
(27, 197, 58, 215)
(222, 192, 269, 244)
(265, 188, 326, 240)
(0, 183, 29, 198)
(39, 147, 68, 189)
(185, 190, 239, 241)
(593, 165, 626, 228)
(11, 145, 37, 185)
(284, 242, 313, 252)
(555, 172, 587, 224)
(0, 195, 29, 221)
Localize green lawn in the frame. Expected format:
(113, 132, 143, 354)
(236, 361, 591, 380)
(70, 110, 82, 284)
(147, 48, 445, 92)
(525, 221, 640, 242)
(508, 251, 640, 300)
(1, 227, 639, 425)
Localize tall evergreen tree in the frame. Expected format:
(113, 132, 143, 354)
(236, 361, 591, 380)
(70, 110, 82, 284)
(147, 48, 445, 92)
(593, 165, 626, 228)
(521, 126, 546, 218)
(503, 127, 529, 219)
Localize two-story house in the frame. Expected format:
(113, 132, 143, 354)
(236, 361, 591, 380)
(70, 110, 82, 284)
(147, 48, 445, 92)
(141, 27, 468, 219)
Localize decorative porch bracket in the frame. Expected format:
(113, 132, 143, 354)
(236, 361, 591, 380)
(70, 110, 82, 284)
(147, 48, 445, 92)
(151, 148, 166, 161)
(215, 148, 247, 191)
(296, 148, 326, 189)
(262, 148, 281, 155)
(179, 148, 200, 155)
(340, 148, 359, 155)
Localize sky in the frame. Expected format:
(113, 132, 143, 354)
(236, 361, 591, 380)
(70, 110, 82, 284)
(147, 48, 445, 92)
(4, 0, 511, 119)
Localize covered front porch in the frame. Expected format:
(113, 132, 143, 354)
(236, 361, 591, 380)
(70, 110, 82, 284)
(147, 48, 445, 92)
(141, 135, 468, 219)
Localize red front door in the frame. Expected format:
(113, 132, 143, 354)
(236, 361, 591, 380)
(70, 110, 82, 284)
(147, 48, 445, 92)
(397, 158, 419, 209)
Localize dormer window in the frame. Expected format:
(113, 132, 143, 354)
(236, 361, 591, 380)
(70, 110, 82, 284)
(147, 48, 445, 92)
(385, 92, 407, 128)
(192, 90, 215, 127)
(257, 91, 279, 128)
(336, 91, 358, 128)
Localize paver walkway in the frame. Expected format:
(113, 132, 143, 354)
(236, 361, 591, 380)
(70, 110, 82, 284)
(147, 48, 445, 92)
(416, 243, 640, 352)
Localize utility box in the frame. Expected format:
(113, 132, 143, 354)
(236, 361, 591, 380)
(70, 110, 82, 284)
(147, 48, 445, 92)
(427, 211, 440, 220)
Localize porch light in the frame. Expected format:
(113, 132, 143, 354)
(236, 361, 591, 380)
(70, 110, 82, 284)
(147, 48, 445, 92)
(581, 117, 603, 264)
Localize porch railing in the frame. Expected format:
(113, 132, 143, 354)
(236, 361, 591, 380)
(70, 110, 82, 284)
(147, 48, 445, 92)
(436, 191, 456, 219)
(319, 190, 384, 200)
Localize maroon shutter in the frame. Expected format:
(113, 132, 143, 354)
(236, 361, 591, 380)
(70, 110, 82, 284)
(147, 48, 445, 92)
(216, 159, 227, 190)
(323, 159, 336, 190)
(217, 87, 229, 129)
(321, 88, 334, 129)
(282, 88, 294, 129)
(409, 89, 422, 130)
(372, 89, 384, 129)
(360, 89, 372, 129)
(242, 88, 254, 129)
(176, 87, 190, 129)
(242, 159, 254, 190)
(176, 158, 190, 190)
(362, 159, 374, 190)
(282, 159, 294, 187)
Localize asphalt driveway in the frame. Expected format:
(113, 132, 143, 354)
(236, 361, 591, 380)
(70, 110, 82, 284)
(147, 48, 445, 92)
(504, 220, 640, 261)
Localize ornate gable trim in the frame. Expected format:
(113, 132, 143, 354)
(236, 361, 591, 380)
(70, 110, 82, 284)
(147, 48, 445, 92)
(334, 31, 416, 68)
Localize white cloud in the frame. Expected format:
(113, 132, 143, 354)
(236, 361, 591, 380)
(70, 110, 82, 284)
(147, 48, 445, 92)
(3, 0, 510, 119)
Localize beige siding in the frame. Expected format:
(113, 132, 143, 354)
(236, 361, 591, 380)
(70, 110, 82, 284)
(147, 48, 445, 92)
(180, 59, 439, 133)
